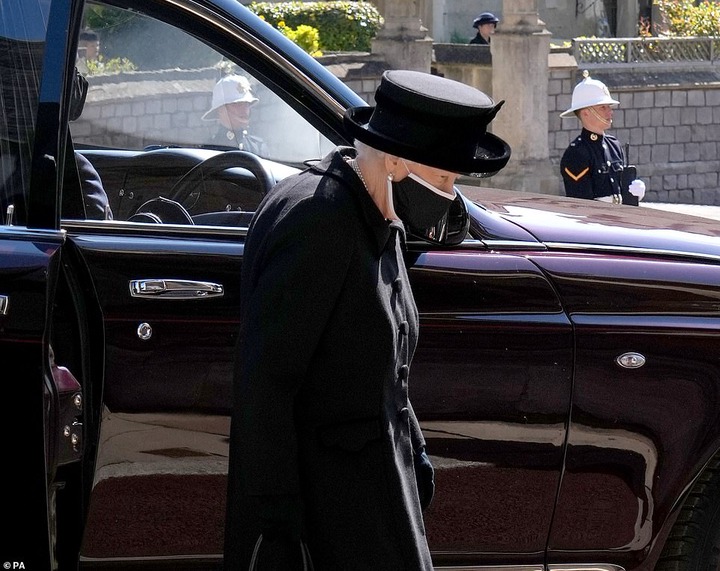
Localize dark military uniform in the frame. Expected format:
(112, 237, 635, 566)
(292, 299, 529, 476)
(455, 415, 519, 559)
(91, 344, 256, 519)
(561, 128, 636, 205)
(208, 127, 267, 155)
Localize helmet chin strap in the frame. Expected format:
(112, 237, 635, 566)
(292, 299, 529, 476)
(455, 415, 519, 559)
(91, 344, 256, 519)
(588, 106, 612, 128)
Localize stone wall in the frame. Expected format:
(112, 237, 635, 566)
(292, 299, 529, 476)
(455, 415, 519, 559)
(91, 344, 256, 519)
(71, 68, 218, 150)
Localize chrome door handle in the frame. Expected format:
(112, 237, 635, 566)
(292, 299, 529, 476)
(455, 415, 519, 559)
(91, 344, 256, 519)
(129, 279, 224, 300)
(0, 295, 7, 315)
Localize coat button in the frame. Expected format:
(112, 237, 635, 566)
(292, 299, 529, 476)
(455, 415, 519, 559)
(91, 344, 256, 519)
(392, 278, 403, 293)
(398, 365, 409, 381)
(399, 321, 409, 335)
(398, 407, 409, 422)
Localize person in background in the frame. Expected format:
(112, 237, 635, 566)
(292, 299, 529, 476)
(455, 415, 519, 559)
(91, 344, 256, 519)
(76, 29, 100, 75)
(69, 67, 113, 220)
(469, 12, 499, 45)
(223, 69, 511, 570)
(78, 29, 100, 60)
(1, 63, 111, 223)
(202, 74, 266, 155)
(560, 71, 645, 205)
(74, 152, 112, 220)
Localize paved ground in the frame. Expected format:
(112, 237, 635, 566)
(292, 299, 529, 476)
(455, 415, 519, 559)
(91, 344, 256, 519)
(642, 202, 720, 221)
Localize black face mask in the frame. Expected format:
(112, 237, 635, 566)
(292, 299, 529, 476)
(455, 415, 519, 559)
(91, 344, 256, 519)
(390, 172, 456, 231)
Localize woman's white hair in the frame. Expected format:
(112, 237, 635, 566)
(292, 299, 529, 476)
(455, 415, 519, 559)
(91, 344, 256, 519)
(355, 140, 385, 160)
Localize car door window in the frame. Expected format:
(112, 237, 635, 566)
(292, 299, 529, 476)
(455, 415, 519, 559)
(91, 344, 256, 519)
(69, 0, 334, 224)
(0, 0, 51, 226)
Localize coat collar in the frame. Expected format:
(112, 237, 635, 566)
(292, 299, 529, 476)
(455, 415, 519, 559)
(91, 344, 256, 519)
(309, 147, 405, 256)
(580, 127, 605, 144)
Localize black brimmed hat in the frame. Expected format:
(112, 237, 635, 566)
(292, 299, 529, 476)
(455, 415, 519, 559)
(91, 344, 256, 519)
(343, 70, 511, 177)
(473, 12, 499, 28)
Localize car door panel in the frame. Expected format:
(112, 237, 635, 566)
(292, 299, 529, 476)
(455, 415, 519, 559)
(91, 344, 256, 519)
(65, 227, 238, 566)
(407, 249, 573, 562)
(68, 231, 243, 413)
(71, 232, 574, 567)
(532, 253, 720, 567)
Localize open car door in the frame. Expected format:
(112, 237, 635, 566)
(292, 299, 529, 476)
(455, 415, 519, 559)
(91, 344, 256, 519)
(4, 0, 100, 567)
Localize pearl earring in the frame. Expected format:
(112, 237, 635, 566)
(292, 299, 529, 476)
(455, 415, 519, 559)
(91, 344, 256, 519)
(387, 173, 394, 181)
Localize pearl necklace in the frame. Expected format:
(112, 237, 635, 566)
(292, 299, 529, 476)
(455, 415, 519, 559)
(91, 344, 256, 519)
(349, 158, 368, 191)
(349, 157, 395, 222)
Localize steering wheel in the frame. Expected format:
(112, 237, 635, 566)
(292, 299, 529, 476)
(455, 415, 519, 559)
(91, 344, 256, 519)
(168, 150, 275, 211)
(128, 196, 195, 224)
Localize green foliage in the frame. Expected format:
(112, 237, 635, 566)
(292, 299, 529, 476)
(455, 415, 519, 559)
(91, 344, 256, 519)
(249, 1, 383, 52)
(654, 0, 720, 36)
(277, 22, 323, 56)
(85, 55, 137, 75)
(83, 4, 131, 34)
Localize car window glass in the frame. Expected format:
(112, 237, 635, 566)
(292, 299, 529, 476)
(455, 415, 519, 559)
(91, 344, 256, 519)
(69, 1, 334, 224)
(0, 0, 51, 226)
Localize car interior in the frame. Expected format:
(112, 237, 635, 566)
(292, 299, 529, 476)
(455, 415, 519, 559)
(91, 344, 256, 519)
(68, 1, 339, 227)
(66, 0, 473, 246)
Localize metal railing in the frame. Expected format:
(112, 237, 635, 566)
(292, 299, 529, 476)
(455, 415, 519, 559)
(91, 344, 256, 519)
(573, 36, 719, 64)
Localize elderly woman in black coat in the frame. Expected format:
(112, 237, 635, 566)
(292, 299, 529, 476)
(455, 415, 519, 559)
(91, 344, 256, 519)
(224, 69, 511, 570)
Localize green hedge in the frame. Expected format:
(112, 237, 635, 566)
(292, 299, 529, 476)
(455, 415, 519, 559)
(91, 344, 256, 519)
(654, 0, 720, 36)
(249, 1, 383, 52)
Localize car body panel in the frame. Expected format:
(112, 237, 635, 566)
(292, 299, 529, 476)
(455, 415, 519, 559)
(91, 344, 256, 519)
(409, 249, 573, 559)
(470, 188, 720, 256)
(537, 253, 720, 567)
(2, 0, 81, 566)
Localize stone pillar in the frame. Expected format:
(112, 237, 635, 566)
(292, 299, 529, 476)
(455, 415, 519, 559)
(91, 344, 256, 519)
(371, 0, 434, 72)
(481, 0, 558, 194)
(616, 0, 639, 37)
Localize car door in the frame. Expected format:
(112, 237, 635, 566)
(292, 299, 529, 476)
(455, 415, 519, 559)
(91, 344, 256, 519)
(406, 218, 574, 566)
(3, 0, 95, 568)
(536, 252, 720, 567)
(62, 0, 359, 567)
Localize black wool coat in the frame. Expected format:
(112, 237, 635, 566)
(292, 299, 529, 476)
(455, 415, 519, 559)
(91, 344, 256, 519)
(224, 147, 432, 570)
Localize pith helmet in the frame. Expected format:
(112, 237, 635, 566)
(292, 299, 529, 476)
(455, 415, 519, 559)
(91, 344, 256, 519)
(560, 71, 619, 118)
(473, 12, 499, 28)
(202, 74, 258, 121)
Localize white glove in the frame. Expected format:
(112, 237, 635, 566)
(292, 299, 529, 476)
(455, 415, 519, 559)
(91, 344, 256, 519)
(628, 179, 646, 201)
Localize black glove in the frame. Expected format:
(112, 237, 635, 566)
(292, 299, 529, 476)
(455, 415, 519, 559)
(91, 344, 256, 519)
(414, 447, 435, 510)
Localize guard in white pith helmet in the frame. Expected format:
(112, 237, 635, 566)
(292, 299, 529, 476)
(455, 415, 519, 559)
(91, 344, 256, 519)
(560, 70, 645, 205)
(203, 74, 267, 155)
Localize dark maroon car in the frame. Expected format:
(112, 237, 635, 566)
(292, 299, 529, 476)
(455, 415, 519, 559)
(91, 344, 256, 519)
(5, 0, 720, 569)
